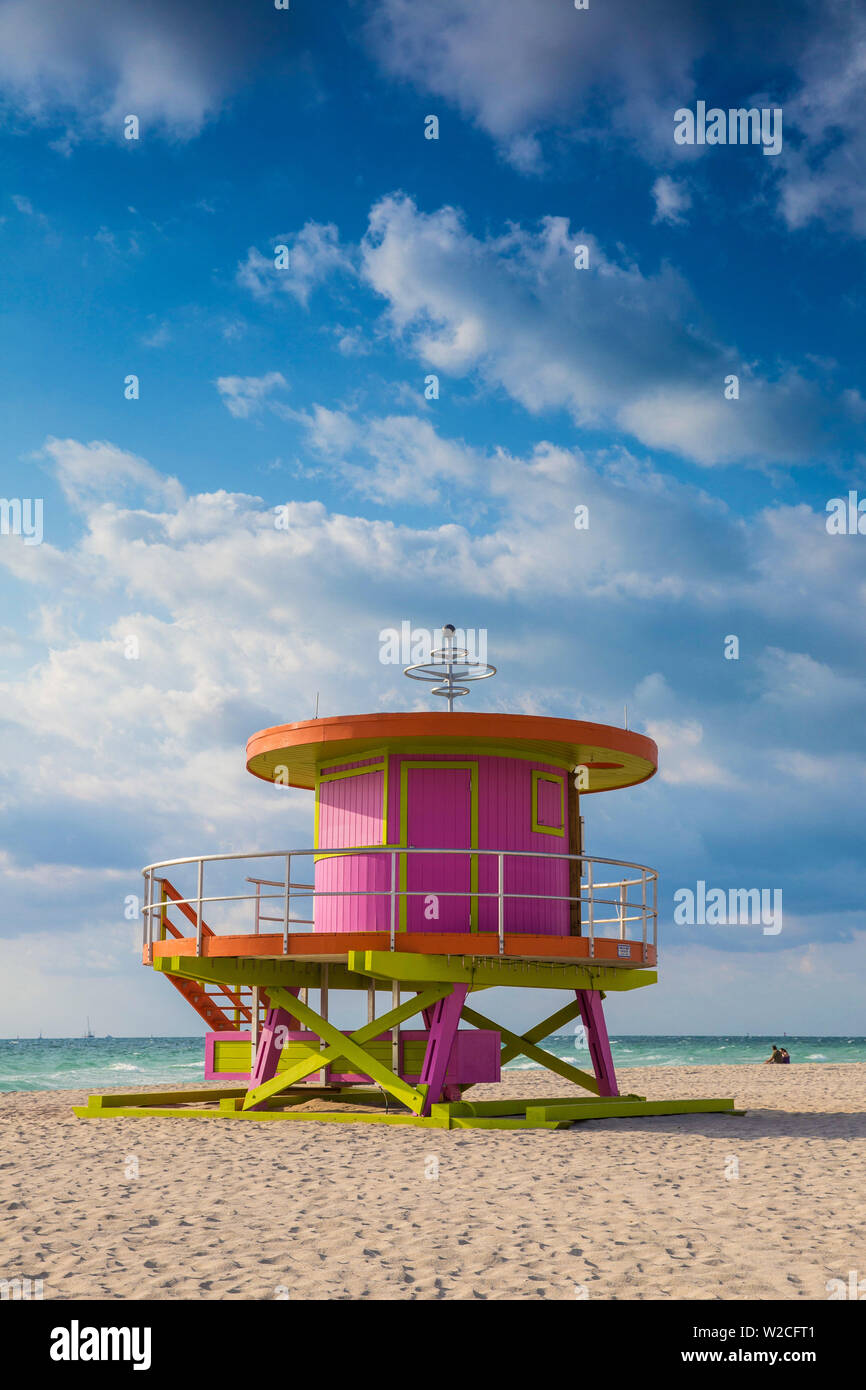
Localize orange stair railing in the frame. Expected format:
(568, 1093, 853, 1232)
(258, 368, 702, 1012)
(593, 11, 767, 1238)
(156, 877, 256, 1032)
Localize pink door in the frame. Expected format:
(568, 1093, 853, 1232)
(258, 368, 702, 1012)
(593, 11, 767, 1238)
(405, 767, 472, 933)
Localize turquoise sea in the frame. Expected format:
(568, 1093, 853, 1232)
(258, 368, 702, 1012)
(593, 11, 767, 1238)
(1, 1034, 864, 1092)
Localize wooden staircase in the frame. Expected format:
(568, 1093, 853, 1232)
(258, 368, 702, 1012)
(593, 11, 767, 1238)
(155, 878, 261, 1031)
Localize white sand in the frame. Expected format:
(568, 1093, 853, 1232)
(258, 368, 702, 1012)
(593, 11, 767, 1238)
(1, 1064, 864, 1300)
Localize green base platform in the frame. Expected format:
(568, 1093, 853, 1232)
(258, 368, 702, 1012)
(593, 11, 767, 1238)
(74, 1086, 744, 1130)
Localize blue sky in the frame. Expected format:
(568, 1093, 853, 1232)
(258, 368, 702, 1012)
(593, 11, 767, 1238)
(0, 0, 864, 1037)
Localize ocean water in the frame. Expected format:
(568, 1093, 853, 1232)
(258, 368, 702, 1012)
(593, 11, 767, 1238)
(1, 1034, 864, 1092)
(508, 1034, 866, 1071)
(0, 1037, 206, 1093)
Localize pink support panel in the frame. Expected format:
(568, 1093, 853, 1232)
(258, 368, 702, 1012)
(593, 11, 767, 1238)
(418, 984, 468, 1115)
(576, 989, 619, 1097)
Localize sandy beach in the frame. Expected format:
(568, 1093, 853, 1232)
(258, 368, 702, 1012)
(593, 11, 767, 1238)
(1, 1064, 864, 1301)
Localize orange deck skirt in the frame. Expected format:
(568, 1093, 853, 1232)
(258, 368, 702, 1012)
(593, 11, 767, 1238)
(146, 932, 655, 967)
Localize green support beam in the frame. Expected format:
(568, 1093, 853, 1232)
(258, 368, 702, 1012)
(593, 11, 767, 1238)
(348, 950, 656, 993)
(152, 952, 656, 996)
(73, 1088, 743, 1129)
(524, 1098, 740, 1123)
(429, 1094, 644, 1119)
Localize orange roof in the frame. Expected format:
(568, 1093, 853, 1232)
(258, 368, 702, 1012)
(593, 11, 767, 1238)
(246, 710, 657, 794)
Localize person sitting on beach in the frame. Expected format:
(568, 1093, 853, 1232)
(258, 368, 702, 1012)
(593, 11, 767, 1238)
(779, 1048, 791, 1063)
(763, 1045, 784, 1064)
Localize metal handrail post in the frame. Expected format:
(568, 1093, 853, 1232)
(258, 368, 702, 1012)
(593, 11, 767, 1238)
(588, 859, 594, 958)
(641, 871, 647, 958)
(251, 986, 260, 1052)
(196, 859, 204, 954)
(283, 854, 291, 955)
(142, 870, 150, 953)
(390, 850, 397, 950)
(619, 882, 626, 940)
(254, 880, 261, 935)
(497, 852, 505, 956)
(652, 873, 658, 960)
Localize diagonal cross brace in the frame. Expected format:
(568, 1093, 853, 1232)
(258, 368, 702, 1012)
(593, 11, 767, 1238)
(461, 1003, 600, 1094)
(242, 983, 453, 1113)
(497, 997, 584, 1067)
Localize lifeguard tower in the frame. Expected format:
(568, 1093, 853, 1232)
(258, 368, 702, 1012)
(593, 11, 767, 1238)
(76, 628, 736, 1129)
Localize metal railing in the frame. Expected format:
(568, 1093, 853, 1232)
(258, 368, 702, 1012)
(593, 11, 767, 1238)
(142, 847, 658, 962)
(246, 877, 315, 935)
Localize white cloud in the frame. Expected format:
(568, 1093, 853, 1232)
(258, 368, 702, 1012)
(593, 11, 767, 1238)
(776, 2, 866, 235)
(364, 0, 704, 169)
(0, 0, 266, 140)
(236, 222, 352, 308)
(141, 321, 172, 348)
(758, 648, 865, 714)
(645, 717, 740, 789)
(227, 193, 863, 469)
(216, 371, 288, 420)
(40, 436, 184, 509)
(771, 749, 866, 786)
(333, 325, 371, 357)
(651, 175, 692, 225)
(365, 1, 866, 241)
(292, 407, 481, 505)
(359, 194, 860, 468)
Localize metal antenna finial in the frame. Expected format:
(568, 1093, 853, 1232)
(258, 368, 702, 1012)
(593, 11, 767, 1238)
(403, 623, 496, 711)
